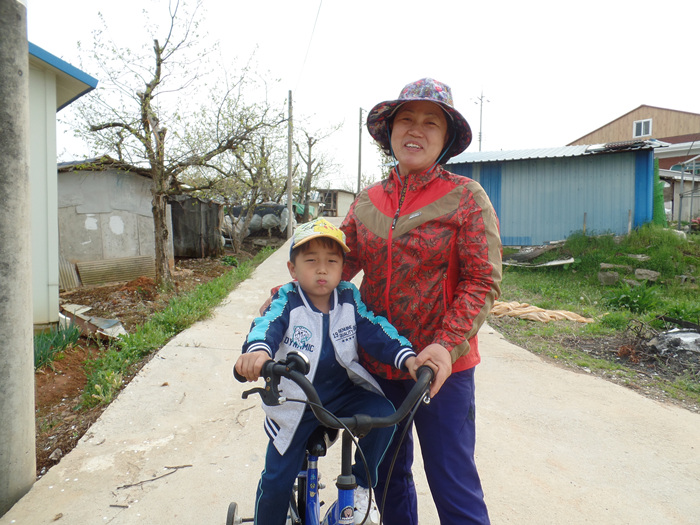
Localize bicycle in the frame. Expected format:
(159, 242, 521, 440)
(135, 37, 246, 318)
(227, 351, 433, 525)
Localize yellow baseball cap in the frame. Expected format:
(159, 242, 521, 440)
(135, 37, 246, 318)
(291, 218, 350, 255)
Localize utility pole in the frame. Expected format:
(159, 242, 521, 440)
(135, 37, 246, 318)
(357, 107, 364, 194)
(286, 90, 293, 238)
(474, 91, 489, 152)
(0, 0, 36, 515)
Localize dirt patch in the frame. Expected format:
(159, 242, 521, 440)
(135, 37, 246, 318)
(489, 316, 700, 414)
(34, 245, 265, 478)
(58, 257, 233, 333)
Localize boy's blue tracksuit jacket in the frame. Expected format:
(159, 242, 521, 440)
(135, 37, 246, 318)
(242, 281, 415, 455)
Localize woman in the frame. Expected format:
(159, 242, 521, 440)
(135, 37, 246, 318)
(340, 78, 502, 524)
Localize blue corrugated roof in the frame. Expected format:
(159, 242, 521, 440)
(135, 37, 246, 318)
(449, 146, 590, 164)
(449, 140, 665, 165)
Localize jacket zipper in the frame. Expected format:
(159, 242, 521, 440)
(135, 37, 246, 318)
(385, 183, 408, 321)
(442, 272, 449, 310)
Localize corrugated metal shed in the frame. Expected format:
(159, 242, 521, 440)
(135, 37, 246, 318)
(169, 195, 224, 258)
(447, 143, 656, 246)
(76, 256, 156, 286)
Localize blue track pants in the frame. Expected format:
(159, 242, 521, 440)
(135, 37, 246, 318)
(374, 367, 490, 525)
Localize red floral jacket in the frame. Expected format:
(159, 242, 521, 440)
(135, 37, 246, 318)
(341, 165, 502, 380)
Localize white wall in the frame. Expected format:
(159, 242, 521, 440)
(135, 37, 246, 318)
(661, 170, 700, 222)
(28, 63, 59, 326)
(58, 170, 156, 262)
(336, 191, 356, 217)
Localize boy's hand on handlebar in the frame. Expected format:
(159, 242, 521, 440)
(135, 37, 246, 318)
(404, 356, 418, 382)
(415, 344, 451, 397)
(235, 350, 270, 382)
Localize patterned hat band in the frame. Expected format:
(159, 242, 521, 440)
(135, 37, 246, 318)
(366, 78, 472, 161)
(290, 218, 350, 259)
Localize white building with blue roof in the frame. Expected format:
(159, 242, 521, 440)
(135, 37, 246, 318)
(29, 43, 97, 327)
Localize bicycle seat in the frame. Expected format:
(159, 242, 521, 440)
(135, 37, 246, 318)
(306, 425, 339, 457)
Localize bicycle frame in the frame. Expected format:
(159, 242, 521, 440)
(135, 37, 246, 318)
(297, 431, 355, 525)
(230, 352, 433, 525)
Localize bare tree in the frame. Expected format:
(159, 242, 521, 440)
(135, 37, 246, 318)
(294, 125, 340, 223)
(184, 122, 293, 252)
(72, 0, 280, 287)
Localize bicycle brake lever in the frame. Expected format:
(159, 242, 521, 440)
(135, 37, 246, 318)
(242, 387, 266, 400)
(242, 380, 284, 406)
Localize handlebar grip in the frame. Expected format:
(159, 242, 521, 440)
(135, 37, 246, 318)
(416, 365, 435, 383)
(233, 366, 247, 383)
(233, 359, 276, 383)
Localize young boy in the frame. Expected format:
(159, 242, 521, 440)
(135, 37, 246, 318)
(235, 218, 417, 525)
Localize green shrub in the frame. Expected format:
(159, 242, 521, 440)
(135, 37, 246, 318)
(652, 160, 667, 227)
(34, 322, 81, 369)
(599, 311, 631, 331)
(603, 283, 659, 314)
(665, 302, 700, 326)
(221, 255, 238, 267)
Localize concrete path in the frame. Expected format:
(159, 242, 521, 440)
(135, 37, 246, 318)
(2, 238, 699, 524)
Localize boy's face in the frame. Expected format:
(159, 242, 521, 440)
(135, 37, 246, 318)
(288, 238, 344, 311)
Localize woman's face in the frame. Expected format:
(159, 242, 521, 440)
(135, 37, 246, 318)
(390, 101, 449, 175)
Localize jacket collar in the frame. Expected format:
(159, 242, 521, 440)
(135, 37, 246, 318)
(295, 282, 337, 313)
(389, 164, 445, 193)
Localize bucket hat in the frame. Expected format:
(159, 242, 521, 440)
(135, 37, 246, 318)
(366, 78, 472, 161)
(290, 218, 350, 259)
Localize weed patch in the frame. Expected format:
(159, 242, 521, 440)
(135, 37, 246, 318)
(34, 322, 81, 370)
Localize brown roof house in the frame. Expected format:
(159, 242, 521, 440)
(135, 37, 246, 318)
(568, 105, 700, 170)
(569, 105, 700, 223)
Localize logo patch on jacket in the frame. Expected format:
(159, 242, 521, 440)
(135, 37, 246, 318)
(332, 325, 357, 343)
(284, 325, 314, 351)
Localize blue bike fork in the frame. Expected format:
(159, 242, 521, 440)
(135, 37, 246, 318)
(301, 455, 321, 524)
(322, 432, 356, 525)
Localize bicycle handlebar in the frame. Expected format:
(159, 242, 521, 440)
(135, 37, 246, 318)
(235, 352, 433, 435)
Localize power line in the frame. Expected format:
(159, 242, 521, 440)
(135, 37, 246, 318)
(295, 0, 323, 94)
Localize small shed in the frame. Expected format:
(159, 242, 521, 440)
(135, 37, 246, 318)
(57, 159, 174, 287)
(318, 189, 356, 217)
(447, 141, 658, 246)
(168, 195, 224, 258)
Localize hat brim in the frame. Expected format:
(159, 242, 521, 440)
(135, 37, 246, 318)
(367, 99, 472, 161)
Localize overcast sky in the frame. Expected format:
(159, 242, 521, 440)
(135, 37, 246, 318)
(27, 0, 700, 189)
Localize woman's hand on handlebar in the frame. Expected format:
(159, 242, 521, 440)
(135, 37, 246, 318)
(415, 343, 451, 397)
(259, 296, 273, 316)
(235, 350, 271, 382)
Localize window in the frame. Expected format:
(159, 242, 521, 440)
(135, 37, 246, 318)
(633, 119, 652, 138)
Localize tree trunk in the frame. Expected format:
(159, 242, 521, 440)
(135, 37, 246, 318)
(152, 190, 172, 288)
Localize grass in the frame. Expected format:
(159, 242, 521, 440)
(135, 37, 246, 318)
(81, 247, 275, 408)
(34, 322, 81, 370)
(492, 224, 700, 407)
